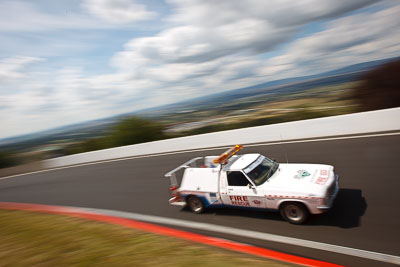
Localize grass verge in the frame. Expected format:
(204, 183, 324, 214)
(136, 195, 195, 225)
(0, 210, 297, 266)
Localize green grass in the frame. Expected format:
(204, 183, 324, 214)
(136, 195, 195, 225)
(0, 210, 297, 266)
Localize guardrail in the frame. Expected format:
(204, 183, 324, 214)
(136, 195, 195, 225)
(45, 107, 400, 169)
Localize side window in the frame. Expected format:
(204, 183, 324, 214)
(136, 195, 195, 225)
(227, 171, 249, 186)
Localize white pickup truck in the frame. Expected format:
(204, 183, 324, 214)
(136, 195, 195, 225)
(165, 145, 339, 224)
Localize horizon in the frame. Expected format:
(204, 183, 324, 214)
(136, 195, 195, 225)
(1, 0, 400, 139)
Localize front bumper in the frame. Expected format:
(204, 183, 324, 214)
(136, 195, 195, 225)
(317, 174, 339, 211)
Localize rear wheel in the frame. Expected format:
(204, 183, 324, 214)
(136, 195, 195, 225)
(280, 202, 309, 224)
(187, 196, 205, 213)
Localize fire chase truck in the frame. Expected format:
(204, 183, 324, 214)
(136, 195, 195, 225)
(165, 145, 339, 224)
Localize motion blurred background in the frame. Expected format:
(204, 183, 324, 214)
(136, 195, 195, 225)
(1, 0, 399, 169)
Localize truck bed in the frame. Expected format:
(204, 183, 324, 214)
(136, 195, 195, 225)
(180, 167, 220, 193)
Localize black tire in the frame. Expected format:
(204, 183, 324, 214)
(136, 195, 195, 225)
(280, 202, 309, 224)
(187, 196, 205, 213)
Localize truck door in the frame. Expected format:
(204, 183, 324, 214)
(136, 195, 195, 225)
(223, 171, 266, 209)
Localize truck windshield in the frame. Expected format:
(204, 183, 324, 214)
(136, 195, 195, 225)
(245, 157, 279, 186)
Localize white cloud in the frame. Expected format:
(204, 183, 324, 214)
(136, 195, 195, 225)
(0, 56, 44, 85)
(260, 3, 400, 77)
(82, 0, 156, 23)
(0, 0, 156, 33)
(0, 65, 155, 138)
(113, 16, 288, 68)
(112, 0, 382, 74)
(0, 1, 94, 32)
(168, 0, 379, 27)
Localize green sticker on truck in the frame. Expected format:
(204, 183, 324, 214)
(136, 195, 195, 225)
(295, 170, 311, 179)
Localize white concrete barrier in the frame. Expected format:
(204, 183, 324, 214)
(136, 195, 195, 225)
(45, 107, 400, 168)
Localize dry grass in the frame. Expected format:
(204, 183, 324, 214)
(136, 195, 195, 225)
(0, 210, 297, 266)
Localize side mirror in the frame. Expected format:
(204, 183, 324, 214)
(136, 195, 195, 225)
(248, 184, 255, 189)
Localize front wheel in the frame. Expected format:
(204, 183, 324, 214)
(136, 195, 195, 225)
(187, 196, 205, 213)
(280, 202, 309, 224)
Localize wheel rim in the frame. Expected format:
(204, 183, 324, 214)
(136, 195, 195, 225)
(189, 198, 202, 212)
(284, 204, 303, 222)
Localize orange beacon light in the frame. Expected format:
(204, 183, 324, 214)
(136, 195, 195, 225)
(213, 144, 243, 164)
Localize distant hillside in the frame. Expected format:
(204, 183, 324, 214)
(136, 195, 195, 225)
(138, 57, 398, 115)
(353, 58, 400, 111)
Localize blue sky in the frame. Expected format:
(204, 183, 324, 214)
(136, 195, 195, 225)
(1, 0, 399, 139)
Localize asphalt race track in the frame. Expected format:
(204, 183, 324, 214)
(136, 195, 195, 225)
(1, 133, 399, 266)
